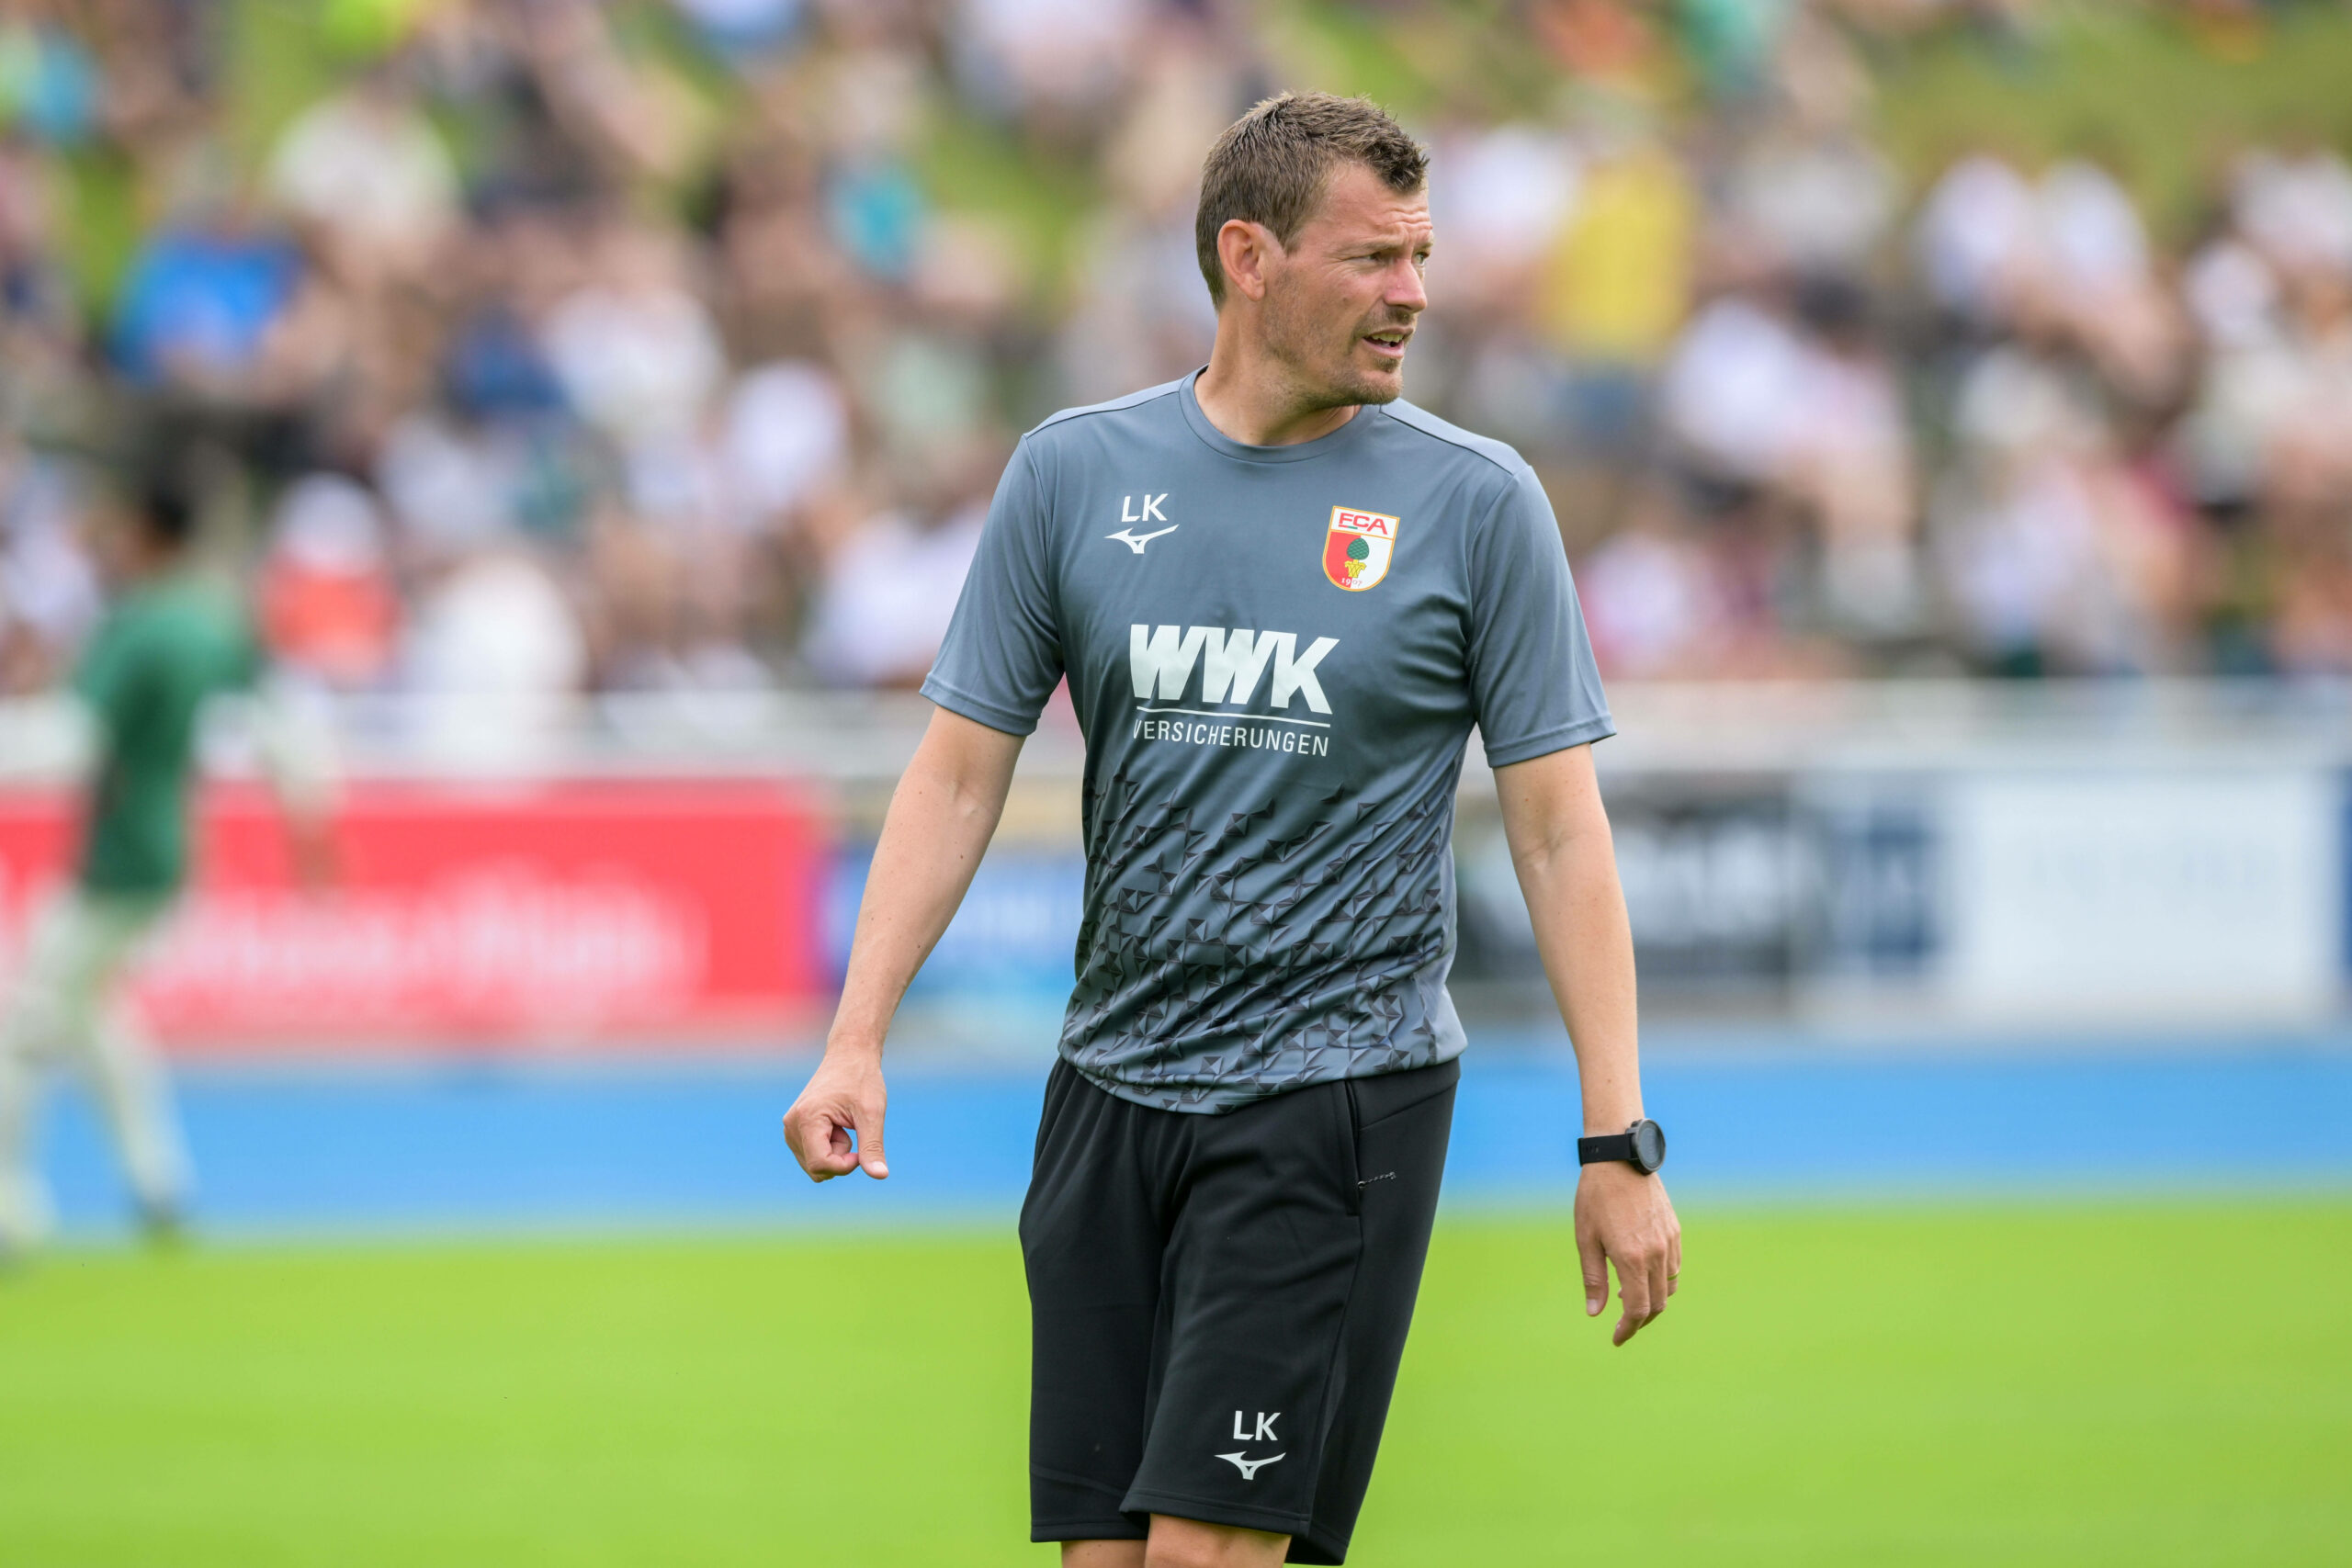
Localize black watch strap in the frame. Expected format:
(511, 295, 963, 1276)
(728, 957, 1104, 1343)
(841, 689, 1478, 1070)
(1577, 1132, 1635, 1166)
(1579, 1119, 1666, 1173)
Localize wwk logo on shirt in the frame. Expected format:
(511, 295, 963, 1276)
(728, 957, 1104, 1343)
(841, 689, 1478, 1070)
(1128, 625, 1338, 714)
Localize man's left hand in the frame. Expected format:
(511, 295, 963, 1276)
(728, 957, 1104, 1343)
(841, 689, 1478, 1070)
(1575, 1162, 1680, 1347)
(286, 812, 340, 893)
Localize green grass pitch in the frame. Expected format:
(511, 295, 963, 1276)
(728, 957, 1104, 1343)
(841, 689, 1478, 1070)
(3, 1202, 2346, 1565)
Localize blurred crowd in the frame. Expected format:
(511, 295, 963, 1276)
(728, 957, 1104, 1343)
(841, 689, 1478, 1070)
(0, 0, 2348, 710)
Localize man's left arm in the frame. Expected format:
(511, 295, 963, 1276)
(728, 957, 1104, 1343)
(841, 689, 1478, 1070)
(243, 676, 340, 888)
(1492, 743, 1680, 1346)
(222, 611, 339, 890)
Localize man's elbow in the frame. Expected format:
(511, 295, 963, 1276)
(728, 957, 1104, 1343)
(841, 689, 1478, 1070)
(902, 732, 1020, 820)
(1506, 801, 1614, 880)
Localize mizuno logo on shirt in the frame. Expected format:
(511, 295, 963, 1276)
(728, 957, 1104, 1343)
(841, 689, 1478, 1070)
(1106, 525, 1177, 553)
(1216, 1450, 1285, 1480)
(1129, 626, 1337, 713)
(1107, 493, 1176, 553)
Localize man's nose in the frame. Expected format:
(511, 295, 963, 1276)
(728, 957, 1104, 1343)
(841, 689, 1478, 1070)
(1385, 256, 1427, 312)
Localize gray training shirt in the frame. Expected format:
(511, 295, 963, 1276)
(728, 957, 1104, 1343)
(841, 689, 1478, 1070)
(923, 370, 1613, 1112)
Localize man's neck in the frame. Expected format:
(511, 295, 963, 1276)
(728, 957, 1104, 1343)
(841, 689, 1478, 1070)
(111, 547, 187, 595)
(1194, 332, 1358, 448)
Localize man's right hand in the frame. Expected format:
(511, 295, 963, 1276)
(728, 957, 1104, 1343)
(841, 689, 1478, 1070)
(783, 1047, 890, 1181)
(783, 708, 1022, 1186)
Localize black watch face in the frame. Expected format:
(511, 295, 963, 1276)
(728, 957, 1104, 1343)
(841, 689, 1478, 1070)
(1631, 1120, 1667, 1173)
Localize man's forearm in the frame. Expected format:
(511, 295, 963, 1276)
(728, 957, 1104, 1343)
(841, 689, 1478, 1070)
(1516, 828, 1642, 1134)
(828, 735, 1015, 1056)
(245, 685, 341, 823)
(1497, 748, 1679, 1344)
(1495, 749, 1643, 1135)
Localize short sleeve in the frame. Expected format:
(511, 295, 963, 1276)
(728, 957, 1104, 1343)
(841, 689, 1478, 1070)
(1465, 466, 1614, 766)
(921, 439, 1064, 735)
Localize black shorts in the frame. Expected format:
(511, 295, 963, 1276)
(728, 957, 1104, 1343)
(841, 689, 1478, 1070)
(1020, 1055, 1458, 1564)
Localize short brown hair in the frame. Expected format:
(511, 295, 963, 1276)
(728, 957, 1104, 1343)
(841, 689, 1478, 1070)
(1194, 92, 1428, 305)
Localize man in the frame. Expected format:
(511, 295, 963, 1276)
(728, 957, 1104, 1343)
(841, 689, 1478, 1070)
(786, 93, 1680, 1567)
(0, 468, 334, 1258)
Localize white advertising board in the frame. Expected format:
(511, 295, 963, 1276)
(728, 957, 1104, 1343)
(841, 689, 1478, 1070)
(1941, 769, 2341, 1023)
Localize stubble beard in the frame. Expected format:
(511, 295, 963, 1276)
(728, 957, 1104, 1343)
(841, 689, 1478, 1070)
(1263, 277, 1408, 411)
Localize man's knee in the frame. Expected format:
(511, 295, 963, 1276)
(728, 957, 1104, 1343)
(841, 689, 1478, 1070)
(1143, 1515, 1289, 1568)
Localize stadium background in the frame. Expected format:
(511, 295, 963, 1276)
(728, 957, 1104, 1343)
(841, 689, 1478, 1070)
(0, 0, 2347, 1562)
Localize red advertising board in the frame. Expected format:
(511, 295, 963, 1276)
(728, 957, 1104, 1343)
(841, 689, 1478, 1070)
(0, 779, 833, 1052)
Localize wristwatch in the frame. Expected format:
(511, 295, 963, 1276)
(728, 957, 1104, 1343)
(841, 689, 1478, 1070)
(1577, 1119, 1667, 1175)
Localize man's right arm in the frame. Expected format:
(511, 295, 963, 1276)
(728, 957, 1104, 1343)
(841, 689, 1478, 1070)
(782, 706, 1025, 1181)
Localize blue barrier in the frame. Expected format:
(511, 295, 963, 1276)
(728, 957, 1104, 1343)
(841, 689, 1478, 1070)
(32, 1037, 2352, 1237)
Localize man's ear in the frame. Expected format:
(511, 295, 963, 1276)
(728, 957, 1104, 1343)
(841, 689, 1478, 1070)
(1216, 218, 1275, 305)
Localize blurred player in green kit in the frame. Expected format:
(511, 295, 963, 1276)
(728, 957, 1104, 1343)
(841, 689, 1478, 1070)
(0, 466, 334, 1259)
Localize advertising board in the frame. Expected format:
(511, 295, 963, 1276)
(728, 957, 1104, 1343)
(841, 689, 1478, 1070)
(1939, 769, 2341, 1023)
(0, 780, 832, 1050)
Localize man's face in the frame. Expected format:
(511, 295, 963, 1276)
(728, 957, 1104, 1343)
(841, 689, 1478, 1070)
(84, 505, 149, 591)
(1257, 162, 1432, 409)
